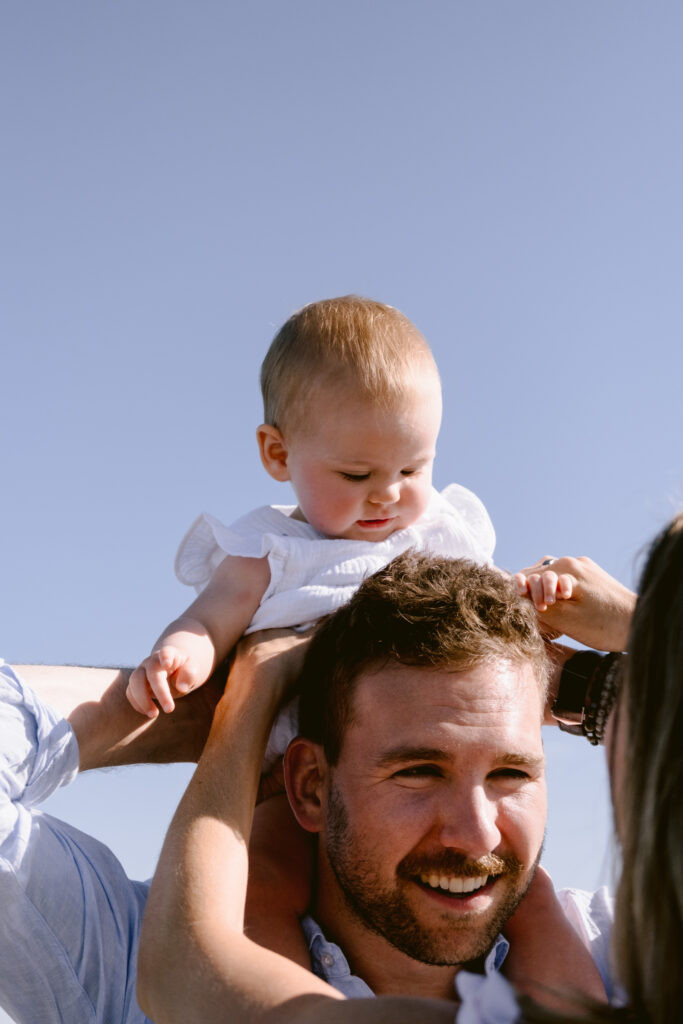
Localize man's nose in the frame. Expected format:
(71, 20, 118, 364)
(368, 480, 401, 505)
(437, 786, 501, 859)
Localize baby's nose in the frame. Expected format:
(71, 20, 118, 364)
(369, 480, 401, 504)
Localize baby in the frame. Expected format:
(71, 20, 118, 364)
(128, 295, 496, 742)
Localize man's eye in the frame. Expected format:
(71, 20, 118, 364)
(340, 472, 370, 481)
(394, 765, 441, 779)
(490, 768, 529, 781)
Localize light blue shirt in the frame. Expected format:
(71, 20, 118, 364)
(0, 662, 615, 1024)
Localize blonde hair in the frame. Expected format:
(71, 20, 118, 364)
(260, 295, 439, 433)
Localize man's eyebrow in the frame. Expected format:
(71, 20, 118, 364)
(374, 745, 447, 768)
(496, 752, 546, 772)
(374, 748, 546, 772)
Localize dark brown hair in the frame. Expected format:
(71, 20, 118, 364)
(612, 511, 683, 1022)
(297, 550, 548, 765)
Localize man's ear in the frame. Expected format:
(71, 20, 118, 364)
(284, 738, 327, 833)
(256, 424, 291, 482)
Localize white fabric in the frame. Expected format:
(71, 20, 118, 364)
(175, 483, 496, 631)
(176, 484, 496, 768)
(454, 887, 618, 1022)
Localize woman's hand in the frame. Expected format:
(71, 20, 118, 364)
(516, 555, 636, 651)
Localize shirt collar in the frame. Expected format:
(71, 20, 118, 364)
(302, 915, 509, 997)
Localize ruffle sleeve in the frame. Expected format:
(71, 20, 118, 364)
(174, 505, 317, 593)
(424, 483, 496, 564)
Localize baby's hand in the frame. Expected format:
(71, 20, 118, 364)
(127, 644, 205, 718)
(515, 555, 636, 650)
(514, 557, 575, 612)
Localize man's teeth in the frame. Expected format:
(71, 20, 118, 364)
(420, 873, 489, 894)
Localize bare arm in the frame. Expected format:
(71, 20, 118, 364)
(128, 553, 270, 717)
(137, 633, 454, 1024)
(14, 663, 224, 770)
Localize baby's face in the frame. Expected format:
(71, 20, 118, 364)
(282, 373, 442, 542)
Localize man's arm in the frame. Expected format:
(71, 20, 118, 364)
(0, 661, 196, 1024)
(14, 662, 225, 769)
(137, 633, 454, 1024)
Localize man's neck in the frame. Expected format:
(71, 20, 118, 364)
(312, 879, 460, 1001)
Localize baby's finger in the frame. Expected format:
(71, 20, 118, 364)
(126, 670, 159, 719)
(541, 571, 559, 607)
(526, 573, 549, 611)
(173, 662, 203, 696)
(514, 572, 529, 595)
(145, 671, 176, 714)
(144, 649, 185, 712)
(524, 573, 544, 610)
(557, 573, 576, 600)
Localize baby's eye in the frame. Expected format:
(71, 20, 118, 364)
(340, 472, 370, 481)
(400, 469, 416, 476)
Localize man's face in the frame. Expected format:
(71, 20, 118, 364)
(316, 659, 547, 967)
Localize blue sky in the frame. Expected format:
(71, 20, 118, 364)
(2, 3, 682, 1018)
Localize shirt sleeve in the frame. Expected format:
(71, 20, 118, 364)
(0, 662, 150, 1024)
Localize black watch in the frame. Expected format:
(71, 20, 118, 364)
(551, 650, 605, 728)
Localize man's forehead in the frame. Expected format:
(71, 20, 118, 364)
(354, 657, 541, 702)
(347, 658, 544, 738)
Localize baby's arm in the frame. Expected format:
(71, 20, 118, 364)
(245, 791, 314, 969)
(128, 554, 271, 717)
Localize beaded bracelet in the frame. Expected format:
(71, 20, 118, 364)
(581, 652, 624, 745)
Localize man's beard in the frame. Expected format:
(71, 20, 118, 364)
(325, 781, 540, 967)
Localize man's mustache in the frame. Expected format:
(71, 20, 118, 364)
(398, 849, 524, 880)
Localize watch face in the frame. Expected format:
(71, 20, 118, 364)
(551, 706, 584, 726)
(554, 651, 603, 724)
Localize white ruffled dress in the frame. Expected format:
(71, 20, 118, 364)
(175, 483, 495, 768)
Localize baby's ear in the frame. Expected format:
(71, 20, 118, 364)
(284, 739, 327, 833)
(257, 424, 290, 482)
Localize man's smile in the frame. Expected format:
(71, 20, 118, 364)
(418, 871, 492, 896)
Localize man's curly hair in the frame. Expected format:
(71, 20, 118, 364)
(297, 550, 547, 764)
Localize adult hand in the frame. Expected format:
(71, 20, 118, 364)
(226, 627, 311, 710)
(516, 556, 636, 652)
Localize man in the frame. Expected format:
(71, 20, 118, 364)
(0, 554, 611, 1024)
(138, 553, 612, 1021)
